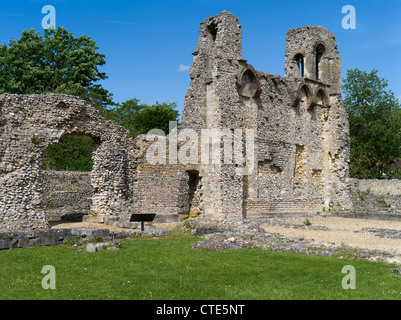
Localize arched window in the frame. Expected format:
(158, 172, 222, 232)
(291, 83, 312, 108)
(294, 53, 304, 78)
(238, 65, 261, 99)
(239, 70, 255, 97)
(315, 87, 329, 106)
(308, 86, 330, 110)
(207, 22, 218, 42)
(315, 43, 325, 81)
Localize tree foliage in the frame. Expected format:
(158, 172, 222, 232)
(43, 135, 94, 171)
(343, 68, 401, 179)
(0, 27, 117, 171)
(106, 99, 180, 138)
(0, 27, 114, 110)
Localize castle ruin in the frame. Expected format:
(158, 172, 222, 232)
(133, 11, 351, 221)
(0, 11, 351, 231)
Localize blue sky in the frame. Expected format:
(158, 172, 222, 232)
(0, 0, 400, 116)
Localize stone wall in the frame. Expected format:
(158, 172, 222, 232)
(0, 227, 171, 250)
(42, 171, 93, 208)
(132, 135, 200, 222)
(0, 94, 136, 230)
(349, 179, 401, 196)
(42, 170, 93, 221)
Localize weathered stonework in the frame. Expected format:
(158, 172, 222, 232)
(0, 11, 352, 231)
(42, 171, 93, 209)
(134, 11, 351, 220)
(42, 170, 92, 221)
(0, 94, 136, 230)
(349, 179, 401, 197)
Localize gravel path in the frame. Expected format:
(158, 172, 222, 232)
(187, 216, 401, 265)
(260, 216, 401, 255)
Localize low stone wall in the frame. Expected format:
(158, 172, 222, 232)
(247, 199, 321, 216)
(349, 178, 401, 196)
(0, 227, 171, 250)
(42, 170, 93, 208)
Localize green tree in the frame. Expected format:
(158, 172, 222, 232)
(135, 101, 180, 135)
(108, 99, 180, 138)
(43, 135, 94, 171)
(0, 27, 114, 110)
(106, 98, 146, 138)
(343, 68, 401, 179)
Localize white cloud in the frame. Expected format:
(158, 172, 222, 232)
(178, 64, 190, 72)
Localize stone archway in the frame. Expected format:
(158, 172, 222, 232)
(42, 134, 96, 223)
(0, 94, 135, 230)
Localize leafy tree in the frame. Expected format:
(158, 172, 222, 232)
(43, 135, 94, 171)
(0, 27, 114, 110)
(108, 99, 180, 138)
(106, 98, 146, 138)
(135, 101, 180, 135)
(343, 68, 401, 179)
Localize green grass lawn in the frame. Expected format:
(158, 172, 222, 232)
(0, 231, 400, 300)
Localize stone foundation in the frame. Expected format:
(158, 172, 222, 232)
(0, 227, 171, 250)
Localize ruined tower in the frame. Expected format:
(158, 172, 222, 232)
(285, 25, 342, 94)
(181, 11, 256, 219)
(284, 25, 350, 210)
(178, 11, 351, 219)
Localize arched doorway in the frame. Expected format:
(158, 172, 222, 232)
(178, 169, 202, 218)
(42, 133, 98, 225)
